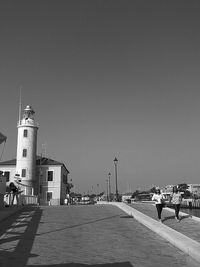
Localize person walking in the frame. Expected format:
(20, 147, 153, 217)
(152, 188, 165, 223)
(170, 186, 182, 222)
(9, 182, 19, 205)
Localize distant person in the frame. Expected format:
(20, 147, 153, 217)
(170, 187, 182, 222)
(9, 182, 19, 205)
(152, 188, 165, 223)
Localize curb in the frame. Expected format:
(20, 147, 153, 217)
(101, 202, 200, 265)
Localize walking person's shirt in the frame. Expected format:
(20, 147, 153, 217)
(171, 192, 182, 204)
(152, 193, 165, 205)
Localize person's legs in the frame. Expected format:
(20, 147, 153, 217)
(16, 194, 19, 205)
(156, 204, 162, 220)
(11, 193, 14, 205)
(174, 204, 180, 220)
(177, 204, 180, 217)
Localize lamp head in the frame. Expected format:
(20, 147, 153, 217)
(114, 157, 118, 165)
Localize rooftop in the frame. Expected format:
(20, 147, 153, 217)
(0, 156, 69, 173)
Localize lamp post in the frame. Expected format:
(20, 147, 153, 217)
(106, 179, 109, 202)
(114, 157, 119, 201)
(97, 184, 99, 201)
(108, 172, 111, 201)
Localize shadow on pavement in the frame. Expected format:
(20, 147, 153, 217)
(27, 262, 133, 267)
(0, 208, 134, 267)
(0, 206, 42, 266)
(38, 214, 121, 236)
(120, 215, 133, 218)
(162, 214, 190, 222)
(179, 214, 191, 221)
(162, 215, 175, 222)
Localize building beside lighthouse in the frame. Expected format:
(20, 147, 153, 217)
(0, 105, 70, 205)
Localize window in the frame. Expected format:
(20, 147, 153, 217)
(47, 171, 53, 181)
(4, 171, 10, 182)
(47, 192, 52, 201)
(23, 129, 28, 137)
(23, 149, 27, 157)
(22, 169, 26, 177)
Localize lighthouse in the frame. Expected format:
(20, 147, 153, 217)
(15, 105, 38, 195)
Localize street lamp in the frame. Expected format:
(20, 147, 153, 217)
(114, 157, 119, 201)
(106, 179, 109, 202)
(108, 172, 111, 201)
(96, 184, 99, 201)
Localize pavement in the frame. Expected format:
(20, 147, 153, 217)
(2, 204, 198, 267)
(0, 205, 24, 221)
(102, 201, 200, 265)
(1, 202, 200, 265)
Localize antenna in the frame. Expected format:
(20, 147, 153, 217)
(18, 86, 22, 123)
(42, 143, 47, 158)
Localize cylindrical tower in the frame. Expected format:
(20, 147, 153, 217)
(15, 105, 38, 195)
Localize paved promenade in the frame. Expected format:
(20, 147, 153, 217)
(0, 204, 199, 266)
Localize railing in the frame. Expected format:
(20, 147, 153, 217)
(21, 195, 38, 205)
(17, 120, 39, 127)
(4, 193, 38, 206)
(181, 199, 200, 209)
(166, 199, 200, 209)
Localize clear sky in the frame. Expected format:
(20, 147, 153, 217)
(1, 0, 200, 194)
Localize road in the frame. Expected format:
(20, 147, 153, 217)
(0, 204, 199, 267)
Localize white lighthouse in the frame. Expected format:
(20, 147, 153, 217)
(15, 105, 38, 195)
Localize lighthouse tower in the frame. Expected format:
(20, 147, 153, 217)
(15, 105, 38, 195)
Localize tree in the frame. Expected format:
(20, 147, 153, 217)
(132, 190, 139, 198)
(150, 187, 157, 193)
(69, 192, 81, 198)
(98, 191, 105, 197)
(66, 181, 73, 194)
(177, 183, 189, 191)
(177, 183, 191, 198)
